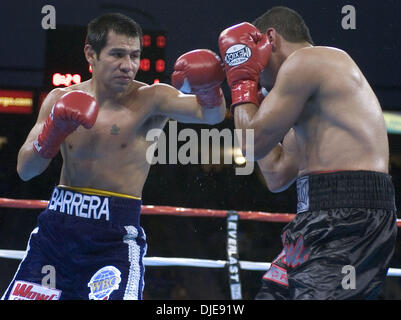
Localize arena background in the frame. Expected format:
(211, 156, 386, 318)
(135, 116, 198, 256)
(0, 0, 400, 300)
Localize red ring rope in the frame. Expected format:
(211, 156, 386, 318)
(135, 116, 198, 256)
(0, 197, 399, 226)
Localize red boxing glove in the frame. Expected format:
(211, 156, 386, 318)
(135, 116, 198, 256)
(34, 91, 99, 158)
(218, 22, 271, 112)
(172, 49, 225, 108)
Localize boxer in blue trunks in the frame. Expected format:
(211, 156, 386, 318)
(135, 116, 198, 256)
(2, 13, 226, 300)
(218, 7, 397, 299)
(3, 186, 146, 300)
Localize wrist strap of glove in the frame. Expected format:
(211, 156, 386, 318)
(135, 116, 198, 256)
(196, 87, 224, 109)
(230, 80, 259, 115)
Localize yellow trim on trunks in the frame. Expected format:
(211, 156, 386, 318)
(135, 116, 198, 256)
(58, 185, 141, 200)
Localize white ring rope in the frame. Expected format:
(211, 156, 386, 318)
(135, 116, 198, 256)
(1, 249, 400, 276)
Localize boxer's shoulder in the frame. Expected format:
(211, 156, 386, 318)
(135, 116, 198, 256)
(121, 81, 172, 120)
(291, 46, 347, 57)
(39, 87, 71, 114)
(274, 48, 321, 92)
(47, 80, 93, 101)
(128, 80, 167, 108)
(289, 46, 354, 71)
(138, 82, 182, 107)
(277, 47, 318, 79)
(144, 82, 176, 95)
(62, 80, 91, 93)
(279, 46, 357, 91)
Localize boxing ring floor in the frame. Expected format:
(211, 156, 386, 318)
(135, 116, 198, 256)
(0, 197, 400, 300)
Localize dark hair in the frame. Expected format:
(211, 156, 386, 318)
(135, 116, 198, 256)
(253, 6, 314, 45)
(86, 13, 143, 57)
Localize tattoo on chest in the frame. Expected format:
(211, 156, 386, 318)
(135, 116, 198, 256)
(110, 124, 120, 135)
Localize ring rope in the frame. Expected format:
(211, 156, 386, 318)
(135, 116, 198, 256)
(1, 249, 401, 277)
(0, 197, 399, 226)
(1, 196, 400, 300)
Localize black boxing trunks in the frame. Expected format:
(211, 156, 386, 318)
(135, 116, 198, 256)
(2, 185, 147, 300)
(256, 170, 398, 300)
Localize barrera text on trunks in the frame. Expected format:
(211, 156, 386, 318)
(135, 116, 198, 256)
(48, 188, 110, 221)
(145, 120, 255, 175)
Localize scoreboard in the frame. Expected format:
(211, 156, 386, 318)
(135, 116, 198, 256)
(137, 30, 166, 84)
(44, 25, 166, 90)
(0, 26, 167, 115)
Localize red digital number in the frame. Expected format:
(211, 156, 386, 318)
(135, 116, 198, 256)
(156, 35, 166, 48)
(142, 34, 151, 47)
(140, 59, 151, 72)
(155, 59, 165, 73)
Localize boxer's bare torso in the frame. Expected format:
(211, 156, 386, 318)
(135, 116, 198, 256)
(291, 46, 388, 175)
(57, 80, 167, 198)
(19, 78, 224, 198)
(255, 47, 389, 190)
(19, 80, 169, 198)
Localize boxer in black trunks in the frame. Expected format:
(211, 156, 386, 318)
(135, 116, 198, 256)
(218, 6, 397, 299)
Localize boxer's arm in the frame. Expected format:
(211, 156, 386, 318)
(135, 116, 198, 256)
(18, 89, 98, 181)
(17, 89, 66, 181)
(234, 50, 318, 159)
(257, 129, 299, 192)
(154, 83, 226, 124)
(153, 49, 226, 124)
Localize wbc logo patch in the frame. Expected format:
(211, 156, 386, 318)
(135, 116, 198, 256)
(224, 44, 252, 66)
(88, 266, 122, 300)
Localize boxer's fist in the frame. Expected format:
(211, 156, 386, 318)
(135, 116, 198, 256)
(172, 49, 225, 108)
(218, 22, 271, 110)
(34, 91, 99, 158)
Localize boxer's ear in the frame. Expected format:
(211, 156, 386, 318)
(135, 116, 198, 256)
(84, 44, 97, 65)
(266, 28, 278, 50)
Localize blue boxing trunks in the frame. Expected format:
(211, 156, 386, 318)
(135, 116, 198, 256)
(256, 170, 398, 300)
(2, 185, 147, 300)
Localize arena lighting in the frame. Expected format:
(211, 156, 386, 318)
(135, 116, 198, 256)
(233, 147, 246, 165)
(0, 89, 33, 114)
(383, 111, 401, 134)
